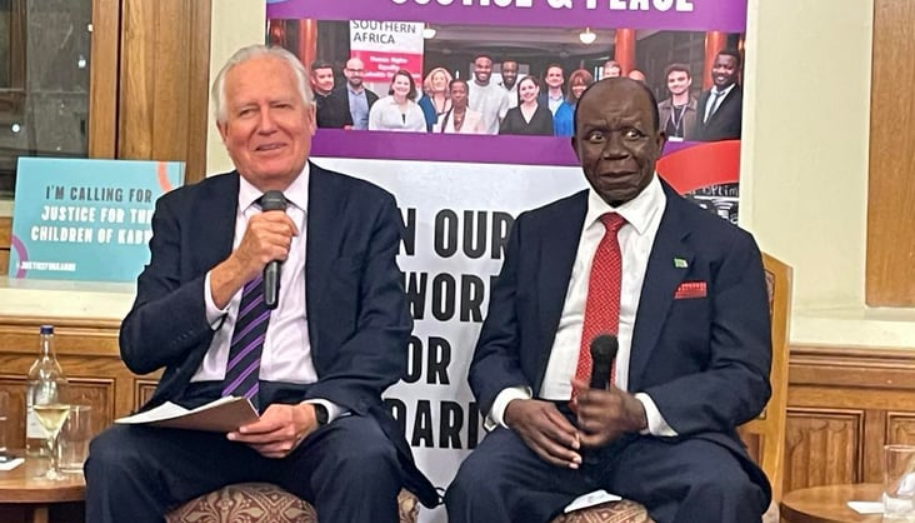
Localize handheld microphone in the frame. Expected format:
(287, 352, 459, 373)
(589, 334, 619, 390)
(260, 190, 287, 310)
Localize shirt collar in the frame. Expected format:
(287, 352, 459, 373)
(238, 161, 310, 214)
(712, 83, 737, 97)
(585, 173, 665, 236)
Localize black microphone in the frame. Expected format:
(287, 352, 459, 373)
(589, 334, 619, 390)
(260, 190, 287, 310)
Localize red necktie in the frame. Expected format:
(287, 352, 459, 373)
(574, 213, 626, 393)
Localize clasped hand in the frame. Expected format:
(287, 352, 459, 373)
(210, 211, 298, 309)
(227, 403, 319, 459)
(232, 211, 298, 283)
(504, 379, 647, 469)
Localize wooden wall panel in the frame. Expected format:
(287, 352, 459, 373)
(0, 216, 9, 275)
(887, 414, 915, 444)
(787, 346, 915, 493)
(867, 0, 915, 306)
(0, 377, 28, 450)
(118, 0, 211, 183)
(88, 0, 121, 159)
(136, 380, 158, 410)
(0, 315, 159, 451)
(784, 410, 862, 492)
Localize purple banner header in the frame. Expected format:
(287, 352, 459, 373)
(267, 0, 747, 33)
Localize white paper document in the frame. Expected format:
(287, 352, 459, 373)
(115, 396, 258, 433)
(0, 455, 24, 471)
(847, 501, 884, 514)
(563, 489, 623, 513)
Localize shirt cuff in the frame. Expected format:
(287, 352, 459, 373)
(484, 386, 532, 431)
(301, 399, 348, 424)
(634, 392, 678, 437)
(204, 272, 229, 329)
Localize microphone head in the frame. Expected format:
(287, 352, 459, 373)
(590, 334, 619, 366)
(260, 190, 287, 212)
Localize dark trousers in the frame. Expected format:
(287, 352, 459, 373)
(445, 427, 768, 523)
(84, 382, 404, 523)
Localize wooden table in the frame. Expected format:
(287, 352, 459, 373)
(0, 456, 85, 523)
(780, 483, 886, 523)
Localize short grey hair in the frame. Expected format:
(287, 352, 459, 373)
(211, 44, 314, 124)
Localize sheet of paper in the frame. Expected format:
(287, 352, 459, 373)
(847, 501, 884, 514)
(115, 401, 191, 424)
(115, 396, 258, 433)
(563, 489, 622, 513)
(0, 456, 25, 471)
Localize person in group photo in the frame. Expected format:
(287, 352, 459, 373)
(467, 54, 511, 134)
(657, 63, 698, 141)
(418, 67, 453, 132)
(553, 68, 594, 136)
(332, 57, 379, 130)
(539, 64, 566, 116)
(311, 60, 353, 129)
(602, 59, 622, 79)
(627, 69, 647, 83)
(693, 49, 743, 141)
(434, 78, 485, 134)
(499, 75, 553, 136)
(368, 69, 428, 133)
(499, 59, 520, 109)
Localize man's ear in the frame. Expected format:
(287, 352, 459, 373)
(305, 104, 316, 136)
(217, 121, 229, 144)
(655, 131, 668, 152)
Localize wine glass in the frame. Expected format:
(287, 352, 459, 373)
(32, 400, 70, 480)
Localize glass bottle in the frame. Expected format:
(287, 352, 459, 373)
(25, 325, 68, 456)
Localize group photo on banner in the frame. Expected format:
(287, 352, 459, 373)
(263, 1, 750, 522)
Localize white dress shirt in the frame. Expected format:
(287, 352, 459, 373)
(488, 175, 677, 437)
(703, 83, 736, 123)
(500, 81, 519, 109)
(194, 164, 342, 420)
(367, 96, 426, 132)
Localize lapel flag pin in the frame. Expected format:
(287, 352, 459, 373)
(674, 257, 688, 268)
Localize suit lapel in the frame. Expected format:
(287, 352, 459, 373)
(628, 186, 693, 390)
(305, 164, 340, 357)
(535, 192, 587, 384)
(190, 172, 237, 274)
(706, 86, 739, 125)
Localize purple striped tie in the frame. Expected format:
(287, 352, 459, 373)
(222, 275, 270, 408)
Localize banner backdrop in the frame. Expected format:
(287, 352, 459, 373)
(267, 2, 748, 520)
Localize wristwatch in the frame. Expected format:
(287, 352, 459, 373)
(313, 404, 329, 426)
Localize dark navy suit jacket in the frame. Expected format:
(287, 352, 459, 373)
(119, 163, 438, 506)
(469, 182, 772, 495)
(693, 85, 743, 141)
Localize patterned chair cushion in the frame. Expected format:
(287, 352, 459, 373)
(165, 483, 419, 523)
(550, 500, 654, 523)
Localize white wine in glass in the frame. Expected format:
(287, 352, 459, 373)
(33, 403, 70, 480)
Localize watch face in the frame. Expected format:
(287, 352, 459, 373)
(315, 405, 329, 425)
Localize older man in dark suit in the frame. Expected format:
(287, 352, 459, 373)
(84, 44, 437, 523)
(446, 78, 772, 523)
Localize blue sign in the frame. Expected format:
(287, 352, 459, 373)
(9, 158, 184, 282)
